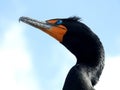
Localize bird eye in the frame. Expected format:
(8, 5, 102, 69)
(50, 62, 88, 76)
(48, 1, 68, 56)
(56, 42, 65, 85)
(56, 20, 63, 25)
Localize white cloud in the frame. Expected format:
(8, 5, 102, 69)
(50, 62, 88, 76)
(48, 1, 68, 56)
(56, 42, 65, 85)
(95, 55, 120, 90)
(0, 23, 41, 90)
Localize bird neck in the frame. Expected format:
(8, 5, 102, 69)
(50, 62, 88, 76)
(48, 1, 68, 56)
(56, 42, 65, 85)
(76, 39, 104, 66)
(63, 64, 95, 90)
(62, 33, 104, 67)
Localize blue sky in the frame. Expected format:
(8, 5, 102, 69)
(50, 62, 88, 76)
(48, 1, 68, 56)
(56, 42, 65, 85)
(0, 0, 120, 90)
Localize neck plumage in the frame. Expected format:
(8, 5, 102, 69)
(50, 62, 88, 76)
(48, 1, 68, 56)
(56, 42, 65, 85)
(62, 32, 104, 67)
(62, 32, 104, 90)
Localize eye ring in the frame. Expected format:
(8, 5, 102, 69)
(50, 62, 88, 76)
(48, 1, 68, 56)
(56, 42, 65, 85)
(56, 20, 63, 25)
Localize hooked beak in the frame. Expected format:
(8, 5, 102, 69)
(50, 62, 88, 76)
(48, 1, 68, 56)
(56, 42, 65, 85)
(19, 16, 67, 42)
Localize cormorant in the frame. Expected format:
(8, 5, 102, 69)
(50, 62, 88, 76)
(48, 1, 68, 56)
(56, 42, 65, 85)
(19, 16, 105, 90)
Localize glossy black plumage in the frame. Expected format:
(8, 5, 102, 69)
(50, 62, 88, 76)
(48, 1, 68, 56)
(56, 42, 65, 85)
(60, 17, 104, 90)
(19, 16, 105, 90)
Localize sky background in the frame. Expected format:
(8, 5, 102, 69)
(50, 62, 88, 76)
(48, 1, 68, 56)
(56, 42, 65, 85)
(0, 0, 120, 90)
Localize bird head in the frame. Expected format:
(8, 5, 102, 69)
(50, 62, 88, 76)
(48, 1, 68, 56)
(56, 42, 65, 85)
(19, 16, 103, 65)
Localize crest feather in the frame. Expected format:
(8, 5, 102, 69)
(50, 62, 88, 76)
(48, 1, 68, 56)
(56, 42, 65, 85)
(68, 16, 81, 22)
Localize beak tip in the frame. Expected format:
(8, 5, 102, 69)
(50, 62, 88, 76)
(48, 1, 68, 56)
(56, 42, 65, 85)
(19, 16, 24, 23)
(19, 16, 29, 23)
(19, 16, 25, 22)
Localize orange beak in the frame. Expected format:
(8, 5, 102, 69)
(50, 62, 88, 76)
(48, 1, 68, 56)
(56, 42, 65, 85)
(19, 16, 67, 42)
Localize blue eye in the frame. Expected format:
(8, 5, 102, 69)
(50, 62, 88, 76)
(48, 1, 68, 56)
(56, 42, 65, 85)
(56, 20, 62, 25)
